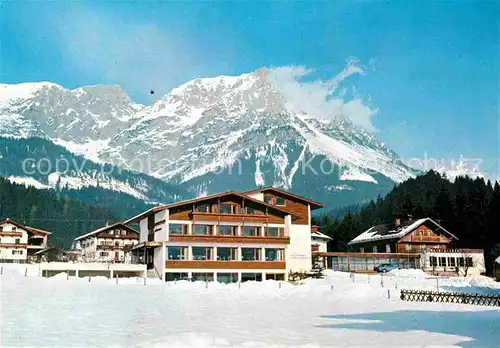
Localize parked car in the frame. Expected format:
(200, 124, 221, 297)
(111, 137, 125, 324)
(374, 263, 399, 273)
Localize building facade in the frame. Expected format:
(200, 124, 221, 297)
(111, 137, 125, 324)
(332, 217, 486, 275)
(0, 218, 51, 263)
(125, 187, 324, 282)
(421, 248, 485, 276)
(73, 223, 139, 263)
(348, 218, 457, 254)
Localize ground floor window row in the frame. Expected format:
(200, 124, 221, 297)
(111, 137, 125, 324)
(165, 272, 285, 283)
(329, 256, 420, 272)
(428, 256, 474, 268)
(167, 246, 285, 261)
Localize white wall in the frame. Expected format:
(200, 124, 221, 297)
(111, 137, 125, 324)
(139, 218, 148, 243)
(0, 222, 29, 261)
(312, 238, 328, 253)
(422, 251, 486, 276)
(246, 192, 264, 201)
(286, 224, 312, 273)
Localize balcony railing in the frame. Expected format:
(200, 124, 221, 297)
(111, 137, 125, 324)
(169, 234, 290, 245)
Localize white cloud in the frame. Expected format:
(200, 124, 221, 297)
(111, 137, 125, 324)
(268, 58, 377, 131)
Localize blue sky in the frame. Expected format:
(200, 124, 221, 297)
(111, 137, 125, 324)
(1, 1, 499, 179)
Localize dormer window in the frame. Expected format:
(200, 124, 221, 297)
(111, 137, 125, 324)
(219, 204, 236, 214)
(264, 195, 273, 205)
(276, 196, 286, 206)
(196, 204, 211, 213)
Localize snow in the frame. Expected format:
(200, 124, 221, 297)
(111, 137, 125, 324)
(348, 219, 427, 245)
(0, 82, 61, 108)
(52, 138, 111, 164)
(7, 176, 51, 189)
(1, 268, 498, 347)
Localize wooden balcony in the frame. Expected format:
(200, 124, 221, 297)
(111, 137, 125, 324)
(166, 260, 286, 270)
(97, 245, 124, 251)
(169, 234, 290, 245)
(0, 232, 23, 237)
(98, 234, 139, 239)
(0, 243, 27, 248)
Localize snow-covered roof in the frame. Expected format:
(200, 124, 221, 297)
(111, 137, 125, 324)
(311, 231, 332, 240)
(348, 218, 457, 245)
(74, 223, 138, 241)
(495, 256, 500, 264)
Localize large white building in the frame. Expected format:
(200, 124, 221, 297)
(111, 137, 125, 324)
(73, 223, 139, 263)
(0, 218, 51, 263)
(125, 187, 327, 282)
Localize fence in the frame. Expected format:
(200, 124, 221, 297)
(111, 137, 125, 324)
(400, 289, 500, 307)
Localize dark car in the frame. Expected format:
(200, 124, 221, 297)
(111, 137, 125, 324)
(374, 263, 399, 273)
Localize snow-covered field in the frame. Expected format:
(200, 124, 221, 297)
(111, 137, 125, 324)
(1, 267, 499, 347)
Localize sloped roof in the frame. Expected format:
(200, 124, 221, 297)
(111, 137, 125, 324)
(124, 190, 303, 224)
(348, 218, 458, 245)
(74, 223, 139, 241)
(0, 218, 52, 236)
(311, 231, 332, 240)
(495, 256, 500, 264)
(243, 186, 324, 210)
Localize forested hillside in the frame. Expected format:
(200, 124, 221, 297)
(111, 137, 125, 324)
(0, 177, 118, 247)
(317, 171, 500, 274)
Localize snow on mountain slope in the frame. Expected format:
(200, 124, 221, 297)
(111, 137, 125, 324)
(0, 69, 419, 206)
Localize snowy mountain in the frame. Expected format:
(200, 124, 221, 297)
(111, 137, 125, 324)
(0, 138, 188, 206)
(0, 70, 421, 207)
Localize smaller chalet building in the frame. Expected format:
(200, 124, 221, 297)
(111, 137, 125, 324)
(73, 223, 139, 263)
(348, 217, 457, 253)
(335, 217, 486, 275)
(0, 218, 51, 263)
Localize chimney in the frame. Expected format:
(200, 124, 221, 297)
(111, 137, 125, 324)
(394, 217, 401, 227)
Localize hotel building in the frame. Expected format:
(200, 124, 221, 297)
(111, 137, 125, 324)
(125, 187, 324, 282)
(73, 223, 139, 263)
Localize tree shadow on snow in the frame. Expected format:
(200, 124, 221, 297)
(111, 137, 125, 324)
(316, 310, 499, 348)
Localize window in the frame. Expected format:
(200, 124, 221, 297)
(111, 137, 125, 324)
(193, 224, 212, 235)
(15, 238, 20, 244)
(265, 248, 284, 261)
(192, 247, 213, 260)
(243, 226, 260, 237)
(245, 206, 262, 215)
(217, 247, 237, 261)
(0, 226, 3, 232)
(265, 227, 284, 237)
(100, 252, 109, 257)
(266, 274, 285, 281)
(12, 250, 23, 255)
(385, 244, 391, 253)
(192, 272, 214, 282)
(360, 247, 364, 253)
(458, 257, 465, 267)
(241, 273, 262, 282)
(276, 196, 286, 206)
(405, 244, 411, 251)
(242, 248, 261, 261)
(439, 257, 447, 267)
(12, 227, 17, 232)
(218, 225, 238, 236)
(167, 246, 188, 260)
(219, 204, 237, 214)
(430, 256, 438, 267)
(217, 273, 238, 284)
(165, 273, 188, 282)
(264, 195, 274, 205)
(169, 224, 188, 235)
(448, 257, 456, 267)
(373, 246, 378, 253)
(466, 257, 474, 267)
(196, 203, 211, 213)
